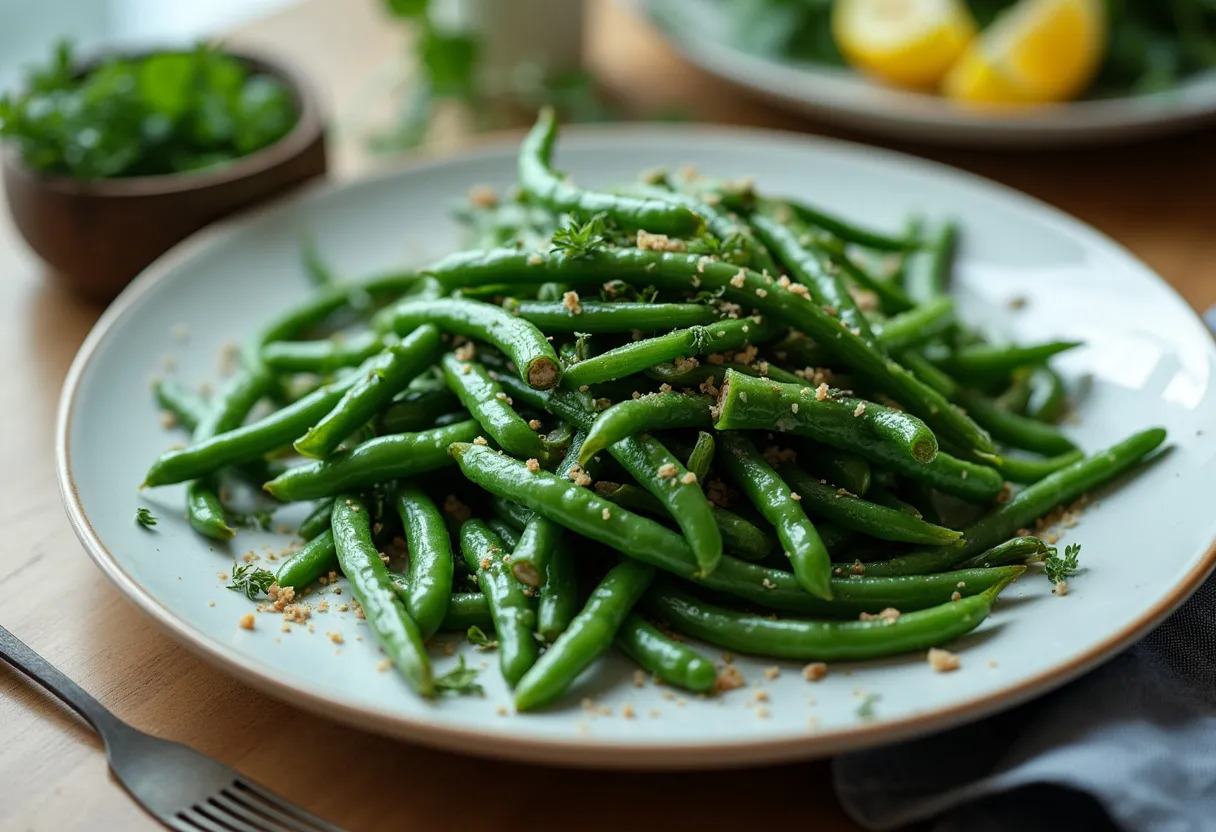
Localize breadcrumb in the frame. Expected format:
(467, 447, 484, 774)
(681, 472, 697, 485)
(928, 648, 960, 672)
(562, 290, 582, 315)
(802, 662, 828, 682)
(637, 230, 687, 252)
(715, 665, 746, 692)
(525, 458, 541, 473)
(815, 383, 830, 401)
(238, 613, 255, 630)
(853, 403, 867, 418)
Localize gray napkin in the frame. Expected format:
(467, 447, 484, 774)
(832, 572, 1216, 832)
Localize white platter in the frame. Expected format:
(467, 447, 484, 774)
(58, 124, 1216, 767)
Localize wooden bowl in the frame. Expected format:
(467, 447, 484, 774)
(2, 49, 328, 301)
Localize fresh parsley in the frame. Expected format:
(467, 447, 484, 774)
(550, 214, 609, 259)
(135, 507, 158, 528)
(0, 42, 298, 179)
(434, 654, 484, 696)
(856, 692, 881, 720)
(1044, 543, 1081, 585)
(467, 625, 498, 650)
(227, 562, 276, 601)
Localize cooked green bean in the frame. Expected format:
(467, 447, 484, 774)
(719, 434, 833, 600)
(562, 316, 776, 389)
(815, 235, 916, 315)
(504, 299, 717, 332)
(458, 519, 539, 686)
(903, 219, 956, 304)
(647, 357, 804, 388)
(751, 210, 881, 348)
(716, 370, 1003, 502)
(297, 499, 333, 540)
(539, 540, 578, 642)
(394, 484, 455, 640)
(615, 613, 717, 693)
(422, 247, 994, 454)
(441, 354, 547, 460)
(295, 326, 442, 458)
(685, 431, 716, 482)
(993, 449, 1085, 484)
(1026, 365, 1068, 422)
(777, 463, 962, 545)
(796, 440, 872, 496)
(784, 198, 917, 253)
(380, 297, 561, 390)
(264, 420, 480, 501)
(154, 379, 207, 432)
(144, 356, 383, 486)
(437, 592, 493, 631)
(936, 340, 1082, 382)
(956, 536, 1054, 570)
(514, 559, 655, 710)
(261, 331, 391, 374)
(864, 427, 1167, 576)
(511, 432, 587, 587)
(581, 393, 713, 462)
(519, 108, 701, 236)
(452, 442, 1020, 616)
(644, 580, 1009, 661)
(379, 388, 463, 434)
(275, 529, 337, 590)
(332, 495, 433, 696)
(629, 184, 778, 272)
(874, 296, 955, 353)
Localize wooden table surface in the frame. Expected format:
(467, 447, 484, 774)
(2, 1, 1214, 830)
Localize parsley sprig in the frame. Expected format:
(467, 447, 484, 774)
(467, 625, 498, 651)
(227, 563, 276, 600)
(135, 507, 158, 528)
(550, 214, 609, 259)
(1044, 543, 1082, 585)
(434, 655, 484, 696)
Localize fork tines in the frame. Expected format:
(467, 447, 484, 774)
(168, 779, 345, 832)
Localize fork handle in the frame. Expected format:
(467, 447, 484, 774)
(0, 624, 121, 736)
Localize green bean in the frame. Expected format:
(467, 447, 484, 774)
(379, 388, 463, 434)
(332, 495, 433, 696)
(515, 559, 655, 710)
(458, 519, 539, 686)
(380, 297, 561, 390)
(815, 236, 916, 315)
(261, 331, 390, 374)
(784, 198, 917, 252)
(581, 392, 714, 462)
(394, 485, 455, 640)
(866, 487, 923, 518)
(716, 370, 1003, 501)
(441, 354, 547, 460)
(511, 432, 587, 587)
(562, 316, 775, 389)
(992, 449, 1085, 484)
(487, 518, 522, 549)
(685, 431, 716, 482)
(298, 499, 333, 540)
(936, 340, 1082, 382)
(903, 219, 956, 304)
(644, 580, 1009, 662)
(541, 421, 576, 461)
(751, 211, 880, 349)
(720, 434, 833, 599)
(437, 592, 493, 631)
(504, 299, 717, 332)
(796, 440, 872, 496)
(864, 427, 1167, 576)
(491, 496, 533, 531)
(647, 358, 803, 388)
(539, 541, 578, 642)
(154, 379, 207, 432)
(452, 442, 1019, 615)
(956, 536, 1054, 570)
(777, 463, 962, 545)
(874, 297, 956, 353)
(294, 326, 442, 458)
(258, 273, 424, 346)
(275, 530, 337, 590)
(1025, 365, 1068, 422)
(519, 108, 701, 236)
(264, 420, 480, 501)
(615, 613, 717, 693)
(422, 247, 994, 454)
(628, 184, 778, 272)
(144, 356, 382, 486)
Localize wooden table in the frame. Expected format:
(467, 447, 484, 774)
(2, 1, 1213, 829)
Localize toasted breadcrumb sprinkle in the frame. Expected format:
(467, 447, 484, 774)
(528, 419, 543, 431)
(928, 648, 960, 672)
(951, 591, 962, 601)
(637, 230, 687, 252)
(715, 665, 746, 692)
(602, 508, 612, 520)
(657, 463, 678, 479)
(850, 559, 866, 575)
(562, 290, 582, 315)
(238, 613, 255, 630)
(802, 662, 828, 682)
(474, 436, 489, 446)
(815, 383, 830, 401)
(633, 670, 647, 688)
(730, 270, 746, 288)
(454, 341, 477, 362)
(622, 704, 636, 719)
(377, 659, 392, 672)
(853, 403, 867, 417)
(1054, 580, 1070, 596)
(681, 472, 697, 485)
(468, 184, 498, 208)
(762, 666, 780, 681)
(525, 458, 541, 473)
(567, 465, 592, 487)
(860, 607, 901, 623)
(329, 632, 344, 645)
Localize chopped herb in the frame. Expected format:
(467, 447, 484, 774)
(1044, 543, 1081, 585)
(550, 214, 608, 259)
(467, 625, 498, 650)
(227, 562, 276, 600)
(135, 507, 158, 528)
(856, 692, 880, 720)
(434, 654, 484, 696)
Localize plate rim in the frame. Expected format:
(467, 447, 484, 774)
(635, 0, 1216, 146)
(56, 123, 1216, 768)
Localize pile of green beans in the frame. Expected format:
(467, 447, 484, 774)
(143, 110, 1167, 711)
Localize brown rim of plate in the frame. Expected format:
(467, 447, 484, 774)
(54, 128, 1216, 769)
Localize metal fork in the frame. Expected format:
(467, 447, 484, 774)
(0, 624, 345, 832)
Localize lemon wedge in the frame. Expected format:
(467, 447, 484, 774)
(943, 0, 1106, 105)
(833, 0, 978, 90)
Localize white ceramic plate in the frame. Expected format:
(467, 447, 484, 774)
(58, 125, 1216, 768)
(638, 0, 1216, 148)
